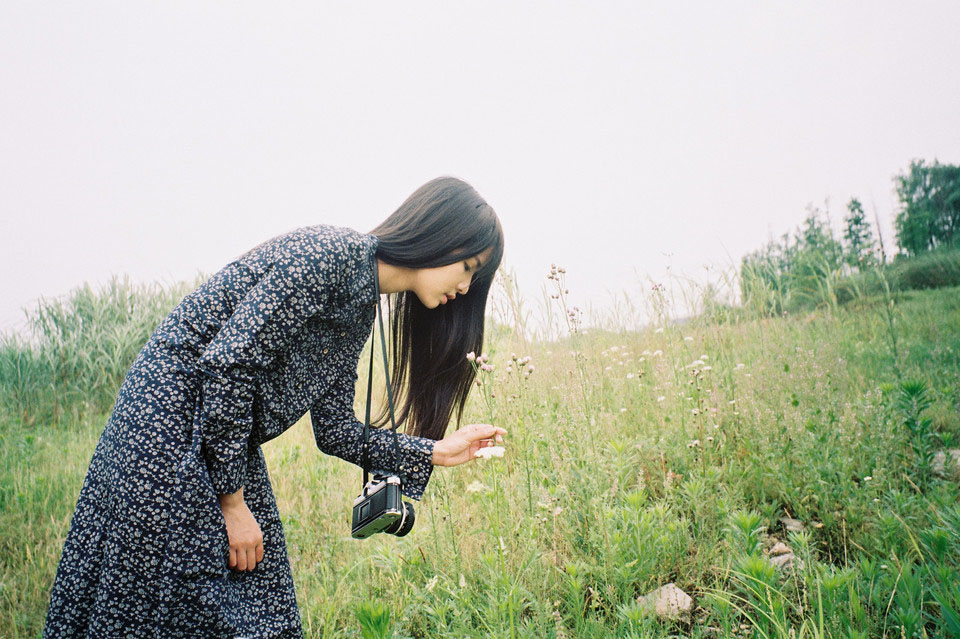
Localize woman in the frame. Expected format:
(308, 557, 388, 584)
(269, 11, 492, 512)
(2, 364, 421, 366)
(43, 176, 507, 638)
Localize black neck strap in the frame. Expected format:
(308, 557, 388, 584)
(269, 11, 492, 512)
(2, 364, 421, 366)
(362, 258, 403, 487)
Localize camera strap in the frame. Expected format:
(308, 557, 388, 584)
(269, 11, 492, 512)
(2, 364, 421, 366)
(361, 257, 404, 488)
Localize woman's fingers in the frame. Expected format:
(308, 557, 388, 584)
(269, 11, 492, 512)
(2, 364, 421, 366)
(466, 424, 507, 442)
(256, 541, 264, 564)
(229, 548, 237, 570)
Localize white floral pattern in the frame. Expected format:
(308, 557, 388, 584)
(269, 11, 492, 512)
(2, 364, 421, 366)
(44, 224, 436, 638)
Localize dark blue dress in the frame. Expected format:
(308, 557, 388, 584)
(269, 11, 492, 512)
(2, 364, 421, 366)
(43, 224, 436, 638)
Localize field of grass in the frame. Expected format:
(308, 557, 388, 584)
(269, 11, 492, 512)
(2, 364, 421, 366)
(2, 276, 959, 638)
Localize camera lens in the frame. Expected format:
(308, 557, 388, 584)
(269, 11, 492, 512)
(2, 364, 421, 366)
(386, 501, 415, 537)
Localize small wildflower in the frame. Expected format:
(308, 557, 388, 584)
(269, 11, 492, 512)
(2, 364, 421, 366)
(466, 480, 488, 493)
(552, 506, 563, 517)
(626, 373, 634, 379)
(466, 352, 476, 362)
(656, 396, 666, 402)
(474, 445, 506, 460)
(620, 407, 627, 413)
(687, 439, 700, 448)
(863, 476, 872, 481)
(735, 363, 745, 369)
(683, 336, 693, 342)
(652, 350, 663, 357)
(701, 365, 712, 372)
(425, 575, 439, 591)
(655, 327, 664, 334)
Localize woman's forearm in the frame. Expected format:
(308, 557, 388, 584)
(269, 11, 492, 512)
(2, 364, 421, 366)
(218, 487, 245, 510)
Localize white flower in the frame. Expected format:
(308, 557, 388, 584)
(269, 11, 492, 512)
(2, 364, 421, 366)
(701, 365, 712, 372)
(466, 352, 476, 362)
(459, 574, 467, 589)
(620, 407, 627, 413)
(425, 575, 439, 591)
(626, 373, 634, 379)
(474, 446, 506, 460)
(655, 327, 664, 334)
(656, 396, 666, 403)
(688, 359, 705, 368)
(863, 476, 872, 481)
(466, 480, 488, 493)
(652, 350, 663, 357)
(736, 363, 745, 369)
(683, 336, 693, 342)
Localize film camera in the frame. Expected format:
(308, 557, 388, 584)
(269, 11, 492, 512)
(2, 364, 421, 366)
(351, 474, 415, 539)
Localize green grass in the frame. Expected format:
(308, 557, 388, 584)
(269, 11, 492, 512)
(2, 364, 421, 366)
(2, 277, 959, 638)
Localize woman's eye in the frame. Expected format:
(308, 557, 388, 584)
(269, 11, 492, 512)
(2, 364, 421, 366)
(464, 262, 471, 272)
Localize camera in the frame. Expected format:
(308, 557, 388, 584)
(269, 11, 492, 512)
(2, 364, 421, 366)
(351, 475, 415, 539)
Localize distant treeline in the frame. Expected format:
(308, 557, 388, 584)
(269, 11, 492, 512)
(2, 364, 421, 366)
(739, 159, 960, 316)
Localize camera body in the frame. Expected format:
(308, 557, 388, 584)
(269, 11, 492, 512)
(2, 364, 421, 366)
(351, 474, 415, 539)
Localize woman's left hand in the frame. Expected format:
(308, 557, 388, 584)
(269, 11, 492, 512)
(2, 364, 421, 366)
(432, 423, 507, 467)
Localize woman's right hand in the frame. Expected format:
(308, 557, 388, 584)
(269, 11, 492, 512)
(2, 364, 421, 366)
(218, 489, 264, 572)
(432, 423, 507, 467)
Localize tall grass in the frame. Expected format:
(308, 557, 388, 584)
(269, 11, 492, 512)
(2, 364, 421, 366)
(0, 274, 203, 427)
(2, 271, 959, 637)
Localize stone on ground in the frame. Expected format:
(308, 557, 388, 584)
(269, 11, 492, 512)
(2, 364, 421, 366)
(933, 449, 960, 477)
(779, 517, 805, 533)
(637, 583, 693, 622)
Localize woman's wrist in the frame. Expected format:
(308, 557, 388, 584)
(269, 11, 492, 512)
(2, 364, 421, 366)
(431, 439, 449, 467)
(218, 487, 245, 510)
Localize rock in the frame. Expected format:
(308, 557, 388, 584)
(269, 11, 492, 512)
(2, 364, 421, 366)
(769, 552, 803, 571)
(779, 517, 805, 533)
(769, 542, 791, 556)
(637, 583, 693, 622)
(933, 449, 960, 477)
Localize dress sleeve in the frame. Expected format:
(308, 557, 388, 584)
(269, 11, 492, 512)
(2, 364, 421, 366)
(310, 366, 436, 501)
(196, 249, 337, 495)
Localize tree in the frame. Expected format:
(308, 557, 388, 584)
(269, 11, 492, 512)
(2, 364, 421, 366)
(894, 159, 960, 256)
(842, 198, 877, 269)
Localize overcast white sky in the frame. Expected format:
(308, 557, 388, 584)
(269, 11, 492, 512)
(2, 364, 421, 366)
(2, 1, 959, 335)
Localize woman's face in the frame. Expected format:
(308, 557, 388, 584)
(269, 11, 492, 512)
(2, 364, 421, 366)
(412, 247, 494, 309)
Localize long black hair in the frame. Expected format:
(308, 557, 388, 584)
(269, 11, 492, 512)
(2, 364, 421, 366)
(369, 176, 504, 441)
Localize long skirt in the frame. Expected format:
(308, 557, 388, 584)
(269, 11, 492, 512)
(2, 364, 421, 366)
(43, 340, 303, 638)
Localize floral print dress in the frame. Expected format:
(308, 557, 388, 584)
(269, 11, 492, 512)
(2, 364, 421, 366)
(43, 224, 436, 639)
